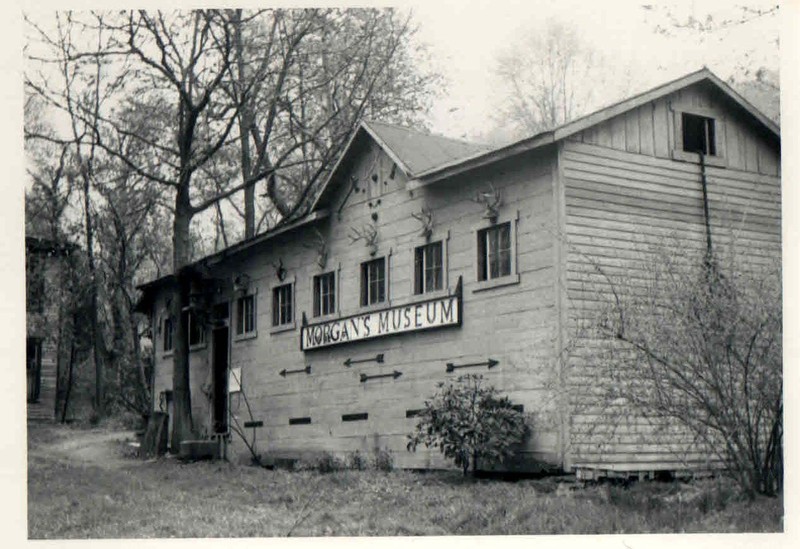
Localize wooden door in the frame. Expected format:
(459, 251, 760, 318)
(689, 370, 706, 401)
(212, 326, 229, 434)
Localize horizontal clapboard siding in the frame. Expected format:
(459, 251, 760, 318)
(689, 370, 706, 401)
(151, 142, 562, 471)
(562, 134, 780, 472)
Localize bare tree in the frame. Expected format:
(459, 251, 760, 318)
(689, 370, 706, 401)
(640, 2, 780, 122)
(25, 8, 439, 447)
(227, 8, 438, 238)
(26, 12, 113, 418)
(494, 19, 627, 137)
(583, 234, 782, 497)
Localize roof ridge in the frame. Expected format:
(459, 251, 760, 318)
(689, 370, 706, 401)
(362, 118, 490, 149)
(547, 67, 714, 136)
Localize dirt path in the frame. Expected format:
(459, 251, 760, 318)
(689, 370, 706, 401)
(28, 425, 141, 469)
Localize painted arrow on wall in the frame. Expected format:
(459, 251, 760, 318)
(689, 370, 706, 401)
(360, 370, 401, 383)
(280, 365, 312, 377)
(344, 353, 384, 367)
(445, 359, 498, 373)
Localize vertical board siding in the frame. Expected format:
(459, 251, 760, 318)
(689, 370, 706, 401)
(151, 141, 562, 470)
(562, 127, 780, 471)
(575, 83, 780, 177)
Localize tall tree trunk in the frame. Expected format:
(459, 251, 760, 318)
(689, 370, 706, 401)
(109, 236, 130, 411)
(130, 315, 150, 414)
(170, 185, 195, 450)
(61, 328, 76, 424)
(82, 168, 105, 419)
(233, 9, 256, 239)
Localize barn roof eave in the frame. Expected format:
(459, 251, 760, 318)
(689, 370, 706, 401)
(135, 209, 329, 306)
(411, 68, 779, 189)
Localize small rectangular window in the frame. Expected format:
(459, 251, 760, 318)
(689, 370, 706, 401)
(414, 241, 443, 294)
(477, 222, 512, 282)
(313, 272, 336, 317)
(188, 312, 205, 347)
(236, 294, 256, 336)
(360, 257, 386, 307)
(272, 284, 293, 326)
(163, 316, 174, 352)
(682, 113, 716, 156)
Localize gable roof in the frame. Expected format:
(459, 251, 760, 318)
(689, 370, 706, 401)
(139, 68, 779, 303)
(412, 68, 780, 186)
(309, 121, 490, 211)
(363, 120, 491, 176)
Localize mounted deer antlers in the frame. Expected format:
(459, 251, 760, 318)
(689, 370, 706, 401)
(472, 183, 503, 222)
(349, 223, 379, 256)
(411, 207, 434, 240)
(272, 258, 286, 281)
(303, 229, 328, 269)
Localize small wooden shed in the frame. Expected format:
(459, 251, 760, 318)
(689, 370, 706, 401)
(26, 236, 76, 421)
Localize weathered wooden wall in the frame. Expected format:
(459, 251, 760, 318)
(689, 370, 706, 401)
(152, 139, 563, 470)
(560, 83, 781, 472)
(27, 257, 64, 421)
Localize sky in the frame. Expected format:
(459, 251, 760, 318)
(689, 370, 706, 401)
(408, 0, 781, 140)
(14, 1, 787, 250)
(20, 0, 783, 144)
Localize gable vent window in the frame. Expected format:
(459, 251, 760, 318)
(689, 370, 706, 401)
(682, 113, 716, 156)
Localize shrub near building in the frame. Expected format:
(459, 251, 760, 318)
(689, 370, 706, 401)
(408, 375, 527, 476)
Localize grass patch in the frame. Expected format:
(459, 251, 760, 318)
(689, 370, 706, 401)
(27, 423, 783, 538)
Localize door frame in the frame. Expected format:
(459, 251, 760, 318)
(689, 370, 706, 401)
(211, 301, 231, 435)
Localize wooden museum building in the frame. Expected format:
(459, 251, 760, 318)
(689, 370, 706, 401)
(137, 69, 781, 476)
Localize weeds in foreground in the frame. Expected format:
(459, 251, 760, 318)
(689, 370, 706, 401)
(27, 425, 781, 538)
(292, 449, 395, 474)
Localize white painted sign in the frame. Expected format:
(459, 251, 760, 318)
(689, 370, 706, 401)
(301, 294, 461, 350)
(228, 367, 242, 393)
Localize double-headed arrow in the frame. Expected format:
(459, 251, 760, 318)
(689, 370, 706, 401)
(344, 353, 384, 367)
(360, 370, 401, 383)
(279, 365, 312, 377)
(445, 358, 498, 373)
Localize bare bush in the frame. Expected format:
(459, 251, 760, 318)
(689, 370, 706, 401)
(586, 236, 781, 497)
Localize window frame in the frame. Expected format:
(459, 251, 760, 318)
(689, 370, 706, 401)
(681, 112, 716, 156)
(671, 106, 727, 167)
(270, 279, 296, 333)
(411, 230, 450, 297)
(312, 266, 340, 319)
(234, 289, 258, 341)
(473, 210, 520, 292)
(359, 253, 391, 310)
(162, 314, 175, 355)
